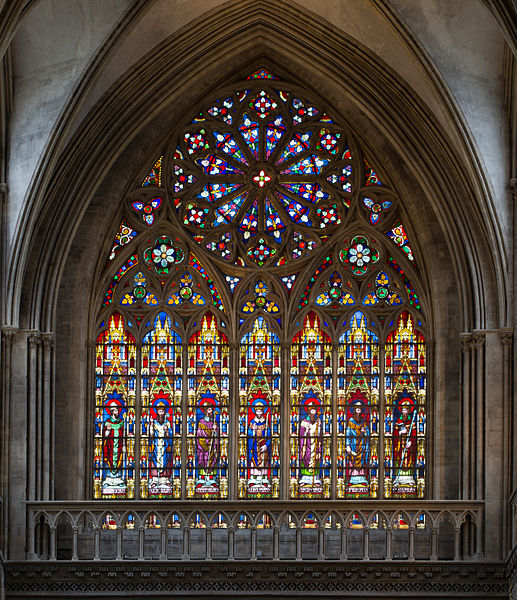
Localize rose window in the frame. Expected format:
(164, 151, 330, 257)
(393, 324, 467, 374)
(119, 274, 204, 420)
(171, 83, 358, 268)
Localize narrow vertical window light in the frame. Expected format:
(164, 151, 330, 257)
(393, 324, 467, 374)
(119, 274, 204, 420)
(94, 313, 136, 499)
(384, 311, 426, 498)
(140, 312, 182, 499)
(337, 311, 380, 498)
(290, 312, 332, 499)
(187, 314, 230, 498)
(238, 316, 281, 499)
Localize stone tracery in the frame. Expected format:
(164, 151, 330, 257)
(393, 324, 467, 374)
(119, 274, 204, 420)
(95, 69, 427, 502)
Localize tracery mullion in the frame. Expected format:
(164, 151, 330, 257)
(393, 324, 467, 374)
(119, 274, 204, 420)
(87, 339, 95, 499)
(212, 144, 249, 172)
(216, 190, 253, 229)
(379, 336, 386, 499)
(256, 190, 265, 235)
(281, 341, 290, 500)
(228, 341, 240, 501)
(331, 332, 339, 500)
(181, 339, 188, 500)
(134, 343, 142, 500)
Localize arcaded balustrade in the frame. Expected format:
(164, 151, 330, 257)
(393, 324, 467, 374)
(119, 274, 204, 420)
(27, 501, 483, 562)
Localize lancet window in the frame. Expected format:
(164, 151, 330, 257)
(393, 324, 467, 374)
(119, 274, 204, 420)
(93, 68, 427, 501)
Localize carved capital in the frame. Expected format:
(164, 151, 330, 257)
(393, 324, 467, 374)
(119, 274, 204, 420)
(459, 333, 472, 353)
(27, 331, 41, 347)
(41, 333, 55, 349)
(498, 327, 513, 347)
(472, 331, 485, 349)
(1, 326, 17, 342)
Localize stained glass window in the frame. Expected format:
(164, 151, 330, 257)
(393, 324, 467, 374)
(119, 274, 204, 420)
(140, 313, 182, 499)
(93, 68, 427, 501)
(384, 312, 426, 498)
(290, 313, 332, 498)
(187, 314, 230, 498)
(337, 311, 380, 498)
(173, 86, 356, 269)
(94, 313, 136, 499)
(238, 317, 281, 498)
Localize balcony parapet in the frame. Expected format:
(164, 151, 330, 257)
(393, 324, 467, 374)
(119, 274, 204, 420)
(26, 500, 484, 562)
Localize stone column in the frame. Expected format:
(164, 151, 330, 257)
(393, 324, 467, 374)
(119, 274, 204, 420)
(9, 331, 31, 559)
(386, 527, 392, 560)
(0, 327, 15, 557)
(459, 333, 472, 499)
(41, 333, 55, 500)
(160, 526, 167, 560)
(27, 331, 41, 502)
(472, 331, 485, 501)
(499, 328, 513, 555)
(230, 342, 239, 501)
(281, 342, 290, 500)
(483, 330, 506, 559)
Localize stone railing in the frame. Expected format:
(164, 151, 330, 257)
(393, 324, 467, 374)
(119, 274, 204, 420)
(26, 500, 483, 562)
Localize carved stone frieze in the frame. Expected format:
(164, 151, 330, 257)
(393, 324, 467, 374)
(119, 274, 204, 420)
(4, 560, 509, 596)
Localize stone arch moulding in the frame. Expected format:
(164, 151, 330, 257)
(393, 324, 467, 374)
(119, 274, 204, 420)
(10, 0, 503, 336)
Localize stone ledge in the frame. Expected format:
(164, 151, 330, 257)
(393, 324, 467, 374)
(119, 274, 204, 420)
(5, 560, 508, 598)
